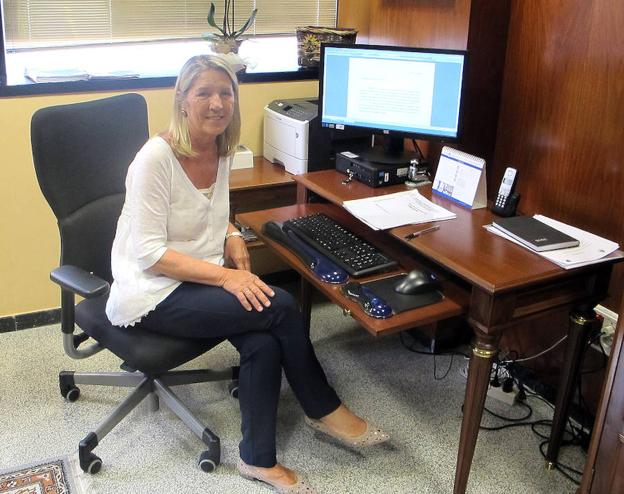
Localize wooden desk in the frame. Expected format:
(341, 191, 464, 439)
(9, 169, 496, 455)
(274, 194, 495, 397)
(238, 169, 622, 494)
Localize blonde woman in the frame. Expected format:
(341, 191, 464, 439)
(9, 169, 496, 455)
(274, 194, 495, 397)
(106, 55, 389, 493)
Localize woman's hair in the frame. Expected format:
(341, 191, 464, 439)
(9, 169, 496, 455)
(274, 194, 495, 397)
(168, 54, 241, 158)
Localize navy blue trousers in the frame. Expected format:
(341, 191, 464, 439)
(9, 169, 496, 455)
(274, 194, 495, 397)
(141, 282, 341, 467)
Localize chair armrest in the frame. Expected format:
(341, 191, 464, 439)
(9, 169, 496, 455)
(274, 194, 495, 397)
(50, 265, 110, 298)
(50, 265, 106, 359)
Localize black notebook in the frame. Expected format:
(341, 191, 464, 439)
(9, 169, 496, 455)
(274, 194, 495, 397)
(492, 216, 580, 252)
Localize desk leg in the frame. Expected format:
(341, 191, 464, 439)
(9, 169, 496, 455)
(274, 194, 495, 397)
(300, 277, 312, 335)
(454, 332, 500, 494)
(296, 183, 309, 204)
(545, 310, 595, 468)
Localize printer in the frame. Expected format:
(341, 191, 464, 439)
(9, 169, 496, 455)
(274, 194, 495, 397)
(263, 98, 369, 175)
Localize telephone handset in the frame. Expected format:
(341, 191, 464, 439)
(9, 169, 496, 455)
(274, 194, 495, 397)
(491, 167, 520, 217)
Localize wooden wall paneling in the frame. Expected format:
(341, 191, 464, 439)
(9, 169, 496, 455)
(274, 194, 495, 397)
(366, 0, 471, 49)
(459, 0, 512, 173)
(493, 0, 624, 308)
(337, 0, 371, 42)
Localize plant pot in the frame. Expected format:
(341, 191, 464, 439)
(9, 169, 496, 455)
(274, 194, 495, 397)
(296, 26, 358, 67)
(210, 38, 243, 54)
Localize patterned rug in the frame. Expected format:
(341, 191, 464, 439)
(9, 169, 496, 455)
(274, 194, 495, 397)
(0, 456, 81, 494)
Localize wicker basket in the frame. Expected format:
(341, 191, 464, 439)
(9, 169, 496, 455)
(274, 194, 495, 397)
(296, 26, 358, 67)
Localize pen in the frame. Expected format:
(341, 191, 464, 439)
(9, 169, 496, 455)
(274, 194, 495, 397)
(404, 225, 440, 240)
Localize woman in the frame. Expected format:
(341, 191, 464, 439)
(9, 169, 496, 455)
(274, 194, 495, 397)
(106, 54, 388, 493)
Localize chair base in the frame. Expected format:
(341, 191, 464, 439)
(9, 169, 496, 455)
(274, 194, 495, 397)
(60, 368, 238, 473)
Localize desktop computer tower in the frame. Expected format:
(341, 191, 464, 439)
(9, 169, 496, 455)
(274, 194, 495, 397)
(335, 152, 410, 188)
(407, 317, 471, 354)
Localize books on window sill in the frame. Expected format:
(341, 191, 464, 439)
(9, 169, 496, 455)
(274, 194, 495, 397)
(486, 214, 622, 269)
(25, 67, 140, 83)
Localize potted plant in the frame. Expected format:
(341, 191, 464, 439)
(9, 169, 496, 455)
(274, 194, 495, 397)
(203, 1, 258, 54)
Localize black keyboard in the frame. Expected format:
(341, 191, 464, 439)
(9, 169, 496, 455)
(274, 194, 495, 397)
(282, 213, 398, 277)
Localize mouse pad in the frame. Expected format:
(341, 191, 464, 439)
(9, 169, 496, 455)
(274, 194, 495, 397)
(363, 274, 443, 314)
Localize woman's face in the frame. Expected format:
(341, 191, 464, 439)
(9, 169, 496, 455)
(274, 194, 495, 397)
(182, 68, 235, 143)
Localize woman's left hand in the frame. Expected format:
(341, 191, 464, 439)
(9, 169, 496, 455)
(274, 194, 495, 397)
(225, 235, 251, 271)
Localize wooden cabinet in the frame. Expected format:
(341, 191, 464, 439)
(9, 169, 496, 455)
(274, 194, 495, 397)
(580, 298, 624, 493)
(230, 157, 296, 218)
(230, 157, 297, 275)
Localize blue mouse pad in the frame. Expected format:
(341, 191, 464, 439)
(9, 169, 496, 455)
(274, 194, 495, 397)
(363, 274, 443, 314)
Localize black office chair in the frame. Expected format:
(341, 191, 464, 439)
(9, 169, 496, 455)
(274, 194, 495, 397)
(31, 93, 237, 475)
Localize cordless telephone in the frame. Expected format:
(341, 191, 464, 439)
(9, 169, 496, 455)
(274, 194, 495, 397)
(491, 167, 520, 217)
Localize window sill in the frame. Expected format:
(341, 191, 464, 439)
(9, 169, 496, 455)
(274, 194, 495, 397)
(0, 37, 318, 98)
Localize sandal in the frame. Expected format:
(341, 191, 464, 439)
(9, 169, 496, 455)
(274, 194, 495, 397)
(238, 459, 317, 494)
(304, 416, 390, 448)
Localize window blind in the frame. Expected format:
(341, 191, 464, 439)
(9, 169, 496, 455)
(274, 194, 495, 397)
(2, 0, 337, 49)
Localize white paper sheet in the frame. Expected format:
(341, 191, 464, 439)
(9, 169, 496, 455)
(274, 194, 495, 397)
(343, 189, 456, 230)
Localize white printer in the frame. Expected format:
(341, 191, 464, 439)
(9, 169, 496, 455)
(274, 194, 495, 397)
(263, 97, 370, 175)
(263, 98, 318, 175)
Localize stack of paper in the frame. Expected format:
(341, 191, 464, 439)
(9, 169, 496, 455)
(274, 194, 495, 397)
(25, 67, 90, 83)
(343, 189, 456, 230)
(25, 67, 140, 83)
(88, 70, 140, 80)
(486, 214, 621, 269)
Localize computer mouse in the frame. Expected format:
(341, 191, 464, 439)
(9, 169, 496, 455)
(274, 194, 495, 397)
(394, 269, 440, 295)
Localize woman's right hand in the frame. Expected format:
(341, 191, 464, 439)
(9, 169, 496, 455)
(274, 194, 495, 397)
(220, 268, 275, 312)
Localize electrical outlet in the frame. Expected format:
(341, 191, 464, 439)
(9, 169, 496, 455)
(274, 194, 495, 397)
(594, 304, 619, 355)
(487, 384, 519, 406)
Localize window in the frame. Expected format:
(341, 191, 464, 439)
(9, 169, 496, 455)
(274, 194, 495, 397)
(2, 0, 337, 48)
(0, 1, 336, 91)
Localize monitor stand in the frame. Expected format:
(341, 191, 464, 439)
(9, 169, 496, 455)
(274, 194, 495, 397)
(357, 135, 418, 166)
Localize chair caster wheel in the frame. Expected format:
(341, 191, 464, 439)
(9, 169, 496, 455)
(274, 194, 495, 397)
(81, 453, 102, 474)
(228, 380, 239, 399)
(59, 372, 80, 401)
(198, 449, 219, 472)
(63, 386, 80, 402)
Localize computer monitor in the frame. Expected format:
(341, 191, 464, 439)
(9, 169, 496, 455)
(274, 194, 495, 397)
(319, 43, 467, 165)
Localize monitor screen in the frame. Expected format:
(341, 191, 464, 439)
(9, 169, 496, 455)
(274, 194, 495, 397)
(319, 44, 467, 155)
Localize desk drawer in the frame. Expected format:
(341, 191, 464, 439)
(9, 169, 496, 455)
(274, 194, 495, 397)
(230, 184, 296, 220)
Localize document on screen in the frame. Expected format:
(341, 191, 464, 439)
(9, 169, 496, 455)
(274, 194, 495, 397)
(345, 58, 435, 128)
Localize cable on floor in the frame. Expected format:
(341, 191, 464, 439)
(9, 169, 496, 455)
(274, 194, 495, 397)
(399, 331, 469, 381)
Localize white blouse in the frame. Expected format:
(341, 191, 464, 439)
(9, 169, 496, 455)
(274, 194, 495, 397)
(106, 136, 232, 327)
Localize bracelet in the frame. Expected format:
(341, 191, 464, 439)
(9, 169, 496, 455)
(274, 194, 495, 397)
(225, 231, 244, 240)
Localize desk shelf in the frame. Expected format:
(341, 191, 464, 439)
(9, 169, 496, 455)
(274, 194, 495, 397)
(237, 203, 469, 337)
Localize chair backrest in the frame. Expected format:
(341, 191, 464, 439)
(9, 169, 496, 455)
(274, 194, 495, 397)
(31, 94, 149, 283)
